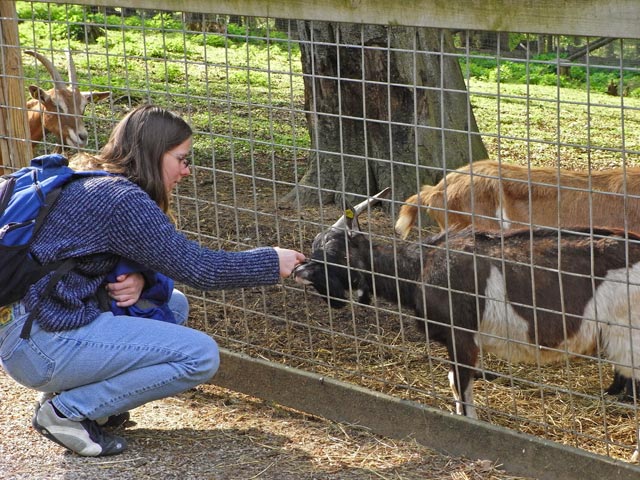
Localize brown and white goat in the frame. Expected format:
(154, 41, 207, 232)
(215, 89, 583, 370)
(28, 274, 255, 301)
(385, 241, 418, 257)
(25, 50, 111, 148)
(396, 159, 640, 398)
(395, 160, 640, 236)
(294, 189, 640, 460)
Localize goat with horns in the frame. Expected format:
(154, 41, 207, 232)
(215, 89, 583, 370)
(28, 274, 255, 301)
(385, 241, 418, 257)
(25, 50, 111, 148)
(293, 188, 640, 462)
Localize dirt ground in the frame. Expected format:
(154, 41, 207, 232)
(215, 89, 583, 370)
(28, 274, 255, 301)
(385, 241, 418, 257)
(0, 370, 532, 480)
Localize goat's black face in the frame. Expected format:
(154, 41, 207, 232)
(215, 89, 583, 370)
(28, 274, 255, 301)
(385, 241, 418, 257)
(294, 188, 390, 308)
(293, 227, 361, 308)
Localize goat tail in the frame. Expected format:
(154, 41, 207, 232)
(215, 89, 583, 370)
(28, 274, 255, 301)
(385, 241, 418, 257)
(395, 194, 419, 238)
(395, 186, 433, 239)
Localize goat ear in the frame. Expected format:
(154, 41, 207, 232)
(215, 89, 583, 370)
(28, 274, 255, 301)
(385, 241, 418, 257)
(354, 274, 371, 304)
(343, 205, 361, 232)
(29, 85, 50, 103)
(83, 91, 111, 103)
(327, 275, 348, 308)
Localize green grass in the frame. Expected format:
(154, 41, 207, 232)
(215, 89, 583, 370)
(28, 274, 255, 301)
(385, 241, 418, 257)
(470, 81, 640, 168)
(460, 54, 640, 97)
(15, 3, 640, 170)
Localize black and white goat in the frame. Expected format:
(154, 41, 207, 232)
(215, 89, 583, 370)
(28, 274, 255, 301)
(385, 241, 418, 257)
(293, 189, 640, 459)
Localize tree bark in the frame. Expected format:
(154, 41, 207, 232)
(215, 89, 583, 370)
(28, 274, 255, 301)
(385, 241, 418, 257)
(284, 22, 487, 208)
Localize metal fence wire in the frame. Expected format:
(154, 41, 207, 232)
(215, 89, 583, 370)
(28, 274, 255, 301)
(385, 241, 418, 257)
(3, 0, 640, 471)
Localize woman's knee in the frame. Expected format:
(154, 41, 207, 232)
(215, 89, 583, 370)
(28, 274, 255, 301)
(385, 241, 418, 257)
(187, 332, 220, 383)
(168, 289, 189, 326)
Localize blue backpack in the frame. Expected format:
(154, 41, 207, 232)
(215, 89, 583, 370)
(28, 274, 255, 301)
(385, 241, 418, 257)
(0, 154, 109, 338)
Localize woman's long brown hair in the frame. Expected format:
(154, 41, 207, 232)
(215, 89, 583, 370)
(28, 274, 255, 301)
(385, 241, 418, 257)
(71, 105, 192, 213)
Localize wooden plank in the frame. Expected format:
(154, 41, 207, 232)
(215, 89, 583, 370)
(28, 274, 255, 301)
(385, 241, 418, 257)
(32, 0, 640, 38)
(211, 348, 640, 480)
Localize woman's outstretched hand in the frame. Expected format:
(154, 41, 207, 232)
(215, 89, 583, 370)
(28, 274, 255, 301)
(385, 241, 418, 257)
(274, 247, 306, 278)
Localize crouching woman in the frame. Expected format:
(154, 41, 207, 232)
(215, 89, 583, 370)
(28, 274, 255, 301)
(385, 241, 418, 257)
(0, 105, 305, 457)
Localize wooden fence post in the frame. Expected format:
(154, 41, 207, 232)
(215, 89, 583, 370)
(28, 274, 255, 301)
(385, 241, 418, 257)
(0, 1, 32, 172)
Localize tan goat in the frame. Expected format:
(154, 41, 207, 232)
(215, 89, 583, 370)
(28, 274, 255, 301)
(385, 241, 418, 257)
(25, 50, 111, 148)
(395, 159, 640, 237)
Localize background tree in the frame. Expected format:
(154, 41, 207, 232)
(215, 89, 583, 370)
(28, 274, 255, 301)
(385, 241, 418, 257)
(284, 22, 488, 208)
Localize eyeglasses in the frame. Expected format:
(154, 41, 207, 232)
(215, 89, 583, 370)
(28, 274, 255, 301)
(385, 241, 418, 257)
(168, 151, 192, 168)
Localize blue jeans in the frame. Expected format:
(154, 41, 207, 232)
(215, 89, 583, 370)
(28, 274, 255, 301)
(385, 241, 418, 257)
(0, 290, 219, 421)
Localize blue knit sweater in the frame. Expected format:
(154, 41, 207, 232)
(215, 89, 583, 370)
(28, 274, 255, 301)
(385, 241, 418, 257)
(26, 175, 280, 332)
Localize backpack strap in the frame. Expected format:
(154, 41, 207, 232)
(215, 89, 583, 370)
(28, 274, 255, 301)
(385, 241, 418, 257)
(18, 186, 73, 340)
(33, 185, 63, 236)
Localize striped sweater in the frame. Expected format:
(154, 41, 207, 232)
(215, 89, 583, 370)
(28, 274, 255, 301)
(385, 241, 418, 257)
(26, 175, 280, 332)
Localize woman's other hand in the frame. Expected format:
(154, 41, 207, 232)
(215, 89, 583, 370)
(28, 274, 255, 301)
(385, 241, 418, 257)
(106, 272, 145, 307)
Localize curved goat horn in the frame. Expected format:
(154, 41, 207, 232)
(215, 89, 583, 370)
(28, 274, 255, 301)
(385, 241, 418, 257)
(24, 50, 66, 91)
(331, 187, 391, 229)
(66, 50, 77, 86)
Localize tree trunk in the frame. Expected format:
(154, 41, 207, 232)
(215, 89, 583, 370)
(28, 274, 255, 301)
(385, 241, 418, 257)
(285, 22, 487, 209)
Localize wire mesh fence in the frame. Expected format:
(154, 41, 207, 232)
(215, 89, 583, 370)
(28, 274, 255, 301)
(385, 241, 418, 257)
(3, 0, 640, 470)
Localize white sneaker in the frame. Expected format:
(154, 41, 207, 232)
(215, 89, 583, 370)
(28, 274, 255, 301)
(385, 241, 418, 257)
(37, 392, 131, 429)
(32, 399, 127, 456)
